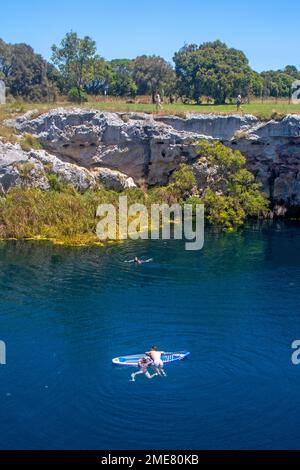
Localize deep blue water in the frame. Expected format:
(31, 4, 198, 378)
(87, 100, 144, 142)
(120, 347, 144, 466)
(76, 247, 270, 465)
(0, 222, 300, 450)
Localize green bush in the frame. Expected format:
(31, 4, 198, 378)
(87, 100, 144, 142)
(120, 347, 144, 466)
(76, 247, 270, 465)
(195, 140, 269, 229)
(19, 134, 43, 152)
(68, 87, 88, 103)
(171, 163, 197, 194)
(47, 174, 67, 192)
(0, 142, 270, 243)
(149, 164, 196, 204)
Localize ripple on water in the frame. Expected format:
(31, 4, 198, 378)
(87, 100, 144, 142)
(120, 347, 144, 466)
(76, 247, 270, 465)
(1, 225, 300, 449)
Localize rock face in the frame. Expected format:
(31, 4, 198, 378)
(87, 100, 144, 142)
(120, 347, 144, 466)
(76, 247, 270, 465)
(7, 108, 200, 185)
(0, 141, 50, 193)
(0, 142, 135, 194)
(155, 113, 258, 139)
(94, 168, 136, 192)
(229, 115, 300, 212)
(3, 108, 300, 213)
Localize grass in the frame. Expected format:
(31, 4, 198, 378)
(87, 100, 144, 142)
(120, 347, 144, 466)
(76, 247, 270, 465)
(83, 100, 300, 121)
(19, 133, 43, 151)
(0, 124, 18, 144)
(0, 98, 300, 127)
(0, 154, 269, 245)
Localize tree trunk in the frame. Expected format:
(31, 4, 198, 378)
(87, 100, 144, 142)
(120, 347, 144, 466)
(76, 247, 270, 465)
(77, 86, 82, 103)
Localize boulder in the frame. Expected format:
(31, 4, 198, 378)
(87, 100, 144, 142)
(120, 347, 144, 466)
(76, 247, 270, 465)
(93, 168, 137, 191)
(0, 140, 137, 194)
(0, 141, 50, 193)
(32, 150, 97, 192)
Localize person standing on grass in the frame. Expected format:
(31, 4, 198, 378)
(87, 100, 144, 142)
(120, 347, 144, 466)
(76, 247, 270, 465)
(155, 93, 162, 111)
(236, 94, 242, 111)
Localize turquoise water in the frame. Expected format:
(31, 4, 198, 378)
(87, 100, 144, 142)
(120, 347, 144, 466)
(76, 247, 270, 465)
(0, 222, 300, 450)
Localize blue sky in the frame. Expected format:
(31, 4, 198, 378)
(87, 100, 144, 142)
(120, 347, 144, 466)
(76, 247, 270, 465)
(1, 0, 299, 71)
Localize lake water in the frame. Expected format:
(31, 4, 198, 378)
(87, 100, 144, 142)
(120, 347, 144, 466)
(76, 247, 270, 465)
(0, 222, 300, 450)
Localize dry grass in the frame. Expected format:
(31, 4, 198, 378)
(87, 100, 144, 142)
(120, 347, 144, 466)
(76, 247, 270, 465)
(0, 124, 18, 144)
(19, 133, 43, 152)
(1, 96, 299, 132)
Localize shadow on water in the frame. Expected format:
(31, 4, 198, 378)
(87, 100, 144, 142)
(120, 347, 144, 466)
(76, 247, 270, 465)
(0, 221, 300, 449)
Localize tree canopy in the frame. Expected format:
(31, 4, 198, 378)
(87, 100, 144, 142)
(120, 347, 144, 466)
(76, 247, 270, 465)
(261, 68, 299, 98)
(174, 40, 262, 104)
(51, 32, 98, 102)
(133, 55, 176, 102)
(0, 34, 299, 103)
(0, 39, 57, 101)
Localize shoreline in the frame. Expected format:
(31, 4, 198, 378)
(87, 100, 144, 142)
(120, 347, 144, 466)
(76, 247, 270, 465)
(1, 218, 300, 248)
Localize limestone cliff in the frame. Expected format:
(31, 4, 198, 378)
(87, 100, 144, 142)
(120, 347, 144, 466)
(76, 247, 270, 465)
(2, 108, 300, 215)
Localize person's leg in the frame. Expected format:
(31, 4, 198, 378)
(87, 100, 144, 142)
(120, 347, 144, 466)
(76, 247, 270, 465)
(158, 359, 166, 377)
(145, 371, 158, 379)
(152, 363, 163, 376)
(130, 370, 143, 381)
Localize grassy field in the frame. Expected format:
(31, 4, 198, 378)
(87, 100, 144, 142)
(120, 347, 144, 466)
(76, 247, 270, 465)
(1, 98, 300, 124)
(83, 100, 300, 121)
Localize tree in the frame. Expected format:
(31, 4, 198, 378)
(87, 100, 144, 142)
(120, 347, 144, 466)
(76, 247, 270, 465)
(193, 140, 269, 229)
(51, 32, 97, 102)
(0, 39, 13, 80)
(0, 39, 58, 101)
(109, 59, 137, 97)
(174, 41, 260, 104)
(284, 65, 299, 79)
(46, 62, 64, 95)
(260, 68, 299, 99)
(86, 57, 114, 95)
(133, 55, 176, 102)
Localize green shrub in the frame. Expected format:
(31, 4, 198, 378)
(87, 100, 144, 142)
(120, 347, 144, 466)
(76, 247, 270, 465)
(171, 163, 197, 194)
(46, 174, 67, 192)
(19, 134, 43, 152)
(149, 164, 196, 204)
(0, 141, 270, 243)
(195, 140, 269, 229)
(68, 87, 88, 103)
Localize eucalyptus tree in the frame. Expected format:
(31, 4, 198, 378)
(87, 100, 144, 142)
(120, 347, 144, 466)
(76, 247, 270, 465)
(133, 55, 176, 102)
(174, 41, 260, 104)
(0, 38, 57, 101)
(51, 32, 98, 102)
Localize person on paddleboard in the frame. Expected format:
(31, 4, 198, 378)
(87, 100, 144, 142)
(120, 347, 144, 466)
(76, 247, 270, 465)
(145, 346, 167, 377)
(130, 356, 158, 382)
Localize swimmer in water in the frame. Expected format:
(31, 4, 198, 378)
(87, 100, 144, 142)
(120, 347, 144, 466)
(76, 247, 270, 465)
(134, 257, 142, 265)
(145, 346, 167, 377)
(130, 356, 158, 382)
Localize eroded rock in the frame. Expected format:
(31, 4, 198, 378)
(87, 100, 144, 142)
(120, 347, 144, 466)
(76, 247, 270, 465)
(93, 168, 137, 191)
(4, 109, 300, 213)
